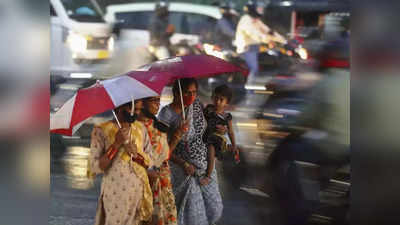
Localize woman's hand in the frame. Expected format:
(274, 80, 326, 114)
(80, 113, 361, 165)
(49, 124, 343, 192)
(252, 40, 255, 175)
(183, 162, 195, 176)
(174, 120, 189, 140)
(147, 170, 160, 186)
(124, 142, 137, 157)
(215, 124, 227, 135)
(180, 120, 189, 133)
(199, 176, 210, 186)
(114, 125, 130, 148)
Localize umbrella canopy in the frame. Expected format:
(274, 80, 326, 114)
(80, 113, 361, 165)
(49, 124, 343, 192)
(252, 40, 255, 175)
(137, 54, 249, 79)
(138, 54, 248, 120)
(50, 71, 173, 136)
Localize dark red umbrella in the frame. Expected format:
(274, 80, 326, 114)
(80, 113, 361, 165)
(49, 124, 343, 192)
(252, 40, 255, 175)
(138, 54, 249, 79)
(138, 54, 248, 120)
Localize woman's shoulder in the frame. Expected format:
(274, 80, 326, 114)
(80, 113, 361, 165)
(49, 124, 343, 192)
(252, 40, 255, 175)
(96, 121, 117, 132)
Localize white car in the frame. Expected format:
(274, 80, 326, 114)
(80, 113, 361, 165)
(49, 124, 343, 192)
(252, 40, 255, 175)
(51, 0, 114, 78)
(104, 2, 221, 48)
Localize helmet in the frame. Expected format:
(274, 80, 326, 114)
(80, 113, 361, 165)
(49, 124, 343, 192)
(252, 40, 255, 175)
(219, 1, 235, 9)
(243, 0, 261, 18)
(219, 1, 235, 15)
(155, 0, 169, 17)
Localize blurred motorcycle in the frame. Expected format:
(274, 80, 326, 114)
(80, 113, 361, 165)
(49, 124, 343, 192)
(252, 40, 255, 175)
(266, 126, 350, 225)
(196, 42, 248, 101)
(258, 39, 309, 70)
(147, 39, 200, 62)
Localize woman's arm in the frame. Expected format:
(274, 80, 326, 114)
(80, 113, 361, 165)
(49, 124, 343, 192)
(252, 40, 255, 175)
(170, 153, 195, 176)
(89, 127, 124, 174)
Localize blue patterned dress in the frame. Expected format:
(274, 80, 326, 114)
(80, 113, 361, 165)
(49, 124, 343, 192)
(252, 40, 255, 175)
(158, 98, 223, 225)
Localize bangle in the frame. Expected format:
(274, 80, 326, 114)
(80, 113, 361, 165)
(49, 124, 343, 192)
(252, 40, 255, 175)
(183, 161, 190, 169)
(106, 147, 115, 157)
(107, 148, 118, 160)
(173, 133, 182, 140)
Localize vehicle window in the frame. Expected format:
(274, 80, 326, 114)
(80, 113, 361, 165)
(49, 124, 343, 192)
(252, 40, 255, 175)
(50, 4, 57, 17)
(116, 11, 185, 33)
(116, 11, 152, 29)
(169, 12, 184, 33)
(61, 0, 104, 23)
(182, 13, 217, 35)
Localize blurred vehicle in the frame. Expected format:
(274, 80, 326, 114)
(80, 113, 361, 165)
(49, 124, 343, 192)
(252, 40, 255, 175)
(266, 37, 350, 225)
(146, 39, 201, 62)
(50, 0, 114, 79)
(197, 42, 248, 98)
(267, 128, 350, 225)
(257, 39, 309, 69)
(196, 37, 308, 98)
(104, 2, 221, 48)
(263, 0, 350, 38)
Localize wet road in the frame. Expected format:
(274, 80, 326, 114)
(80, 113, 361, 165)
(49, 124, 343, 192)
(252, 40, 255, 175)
(50, 134, 283, 225)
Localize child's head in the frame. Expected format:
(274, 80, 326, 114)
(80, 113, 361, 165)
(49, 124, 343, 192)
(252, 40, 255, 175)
(212, 84, 232, 110)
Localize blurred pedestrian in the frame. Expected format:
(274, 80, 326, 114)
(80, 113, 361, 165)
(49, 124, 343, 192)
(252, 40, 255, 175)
(201, 84, 239, 186)
(88, 100, 154, 225)
(138, 96, 185, 225)
(235, 0, 287, 84)
(149, 0, 174, 60)
(158, 78, 224, 225)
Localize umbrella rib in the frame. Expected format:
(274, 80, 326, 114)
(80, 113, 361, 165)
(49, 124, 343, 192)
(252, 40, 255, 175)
(178, 79, 185, 121)
(112, 110, 122, 128)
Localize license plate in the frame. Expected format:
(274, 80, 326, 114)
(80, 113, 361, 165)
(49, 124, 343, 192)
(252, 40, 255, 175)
(97, 50, 109, 59)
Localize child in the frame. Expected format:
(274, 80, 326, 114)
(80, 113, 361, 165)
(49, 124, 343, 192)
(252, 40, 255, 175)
(200, 84, 240, 186)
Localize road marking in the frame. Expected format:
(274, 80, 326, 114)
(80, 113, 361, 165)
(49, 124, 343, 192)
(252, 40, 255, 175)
(239, 187, 270, 198)
(236, 122, 257, 127)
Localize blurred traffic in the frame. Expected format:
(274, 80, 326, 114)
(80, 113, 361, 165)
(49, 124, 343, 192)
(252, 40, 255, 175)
(50, 0, 350, 225)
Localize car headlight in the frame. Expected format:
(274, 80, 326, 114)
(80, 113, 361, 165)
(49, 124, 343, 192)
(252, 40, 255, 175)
(67, 32, 87, 53)
(203, 43, 225, 60)
(298, 47, 308, 60)
(108, 36, 115, 51)
(203, 43, 215, 55)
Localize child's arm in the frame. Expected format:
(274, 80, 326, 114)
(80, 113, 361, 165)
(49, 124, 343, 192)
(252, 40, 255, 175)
(228, 119, 241, 163)
(227, 119, 236, 149)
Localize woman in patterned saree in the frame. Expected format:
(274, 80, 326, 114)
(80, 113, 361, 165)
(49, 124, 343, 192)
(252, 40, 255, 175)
(88, 100, 154, 225)
(138, 96, 186, 225)
(158, 78, 224, 225)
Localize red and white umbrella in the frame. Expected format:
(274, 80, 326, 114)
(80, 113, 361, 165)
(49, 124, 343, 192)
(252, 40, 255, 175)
(50, 71, 173, 136)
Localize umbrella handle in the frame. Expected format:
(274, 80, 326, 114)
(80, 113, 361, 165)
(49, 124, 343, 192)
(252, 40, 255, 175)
(178, 79, 186, 121)
(112, 110, 122, 128)
(130, 96, 135, 116)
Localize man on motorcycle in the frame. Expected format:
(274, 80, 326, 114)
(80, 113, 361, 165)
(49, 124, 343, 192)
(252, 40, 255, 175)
(269, 38, 350, 225)
(149, 0, 174, 60)
(213, 1, 237, 49)
(289, 38, 350, 186)
(235, 0, 287, 85)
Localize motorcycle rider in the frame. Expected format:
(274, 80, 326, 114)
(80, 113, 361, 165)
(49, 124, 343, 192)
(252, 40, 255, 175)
(149, 0, 174, 60)
(213, 1, 237, 49)
(235, 0, 287, 85)
(270, 38, 350, 225)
